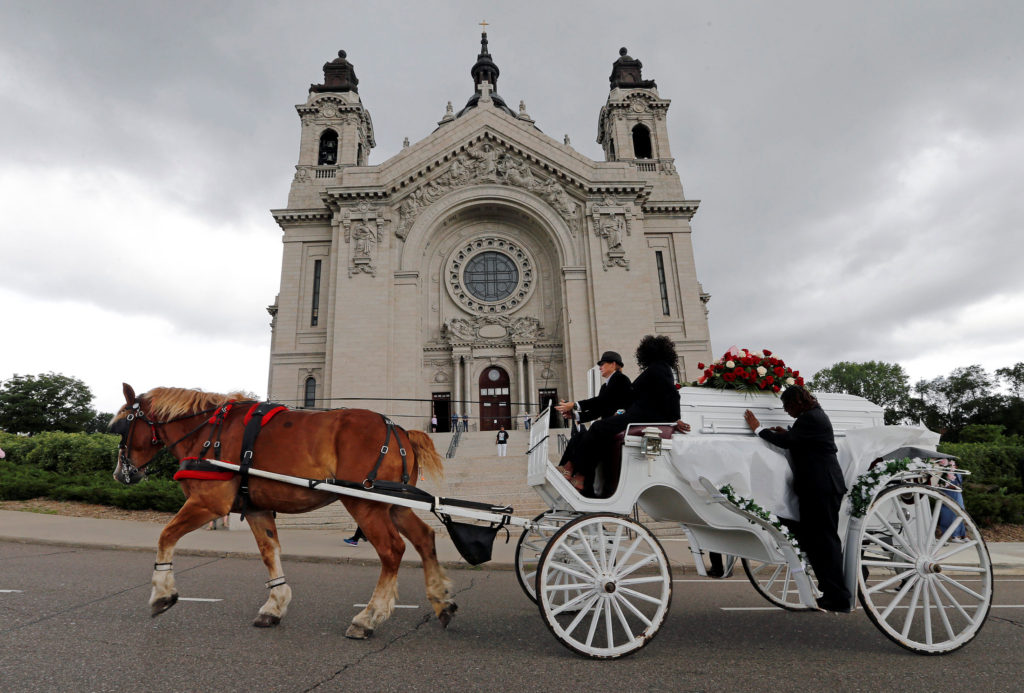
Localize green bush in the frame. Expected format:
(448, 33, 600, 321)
(963, 482, 1024, 527)
(939, 441, 1024, 481)
(0, 431, 39, 463)
(23, 431, 119, 474)
(0, 461, 184, 511)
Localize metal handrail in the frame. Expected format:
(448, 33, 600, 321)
(445, 429, 462, 459)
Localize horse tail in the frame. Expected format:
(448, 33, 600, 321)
(407, 429, 444, 482)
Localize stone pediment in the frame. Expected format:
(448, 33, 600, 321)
(324, 108, 650, 205)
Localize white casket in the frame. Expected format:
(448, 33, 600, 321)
(662, 388, 939, 520)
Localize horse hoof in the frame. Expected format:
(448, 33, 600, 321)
(253, 613, 281, 628)
(438, 603, 458, 629)
(345, 624, 373, 640)
(150, 593, 178, 617)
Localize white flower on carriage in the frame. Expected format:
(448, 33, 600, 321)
(756, 366, 768, 377)
(785, 377, 795, 386)
(725, 360, 736, 369)
(751, 351, 763, 359)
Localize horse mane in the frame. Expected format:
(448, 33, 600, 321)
(143, 387, 251, 420)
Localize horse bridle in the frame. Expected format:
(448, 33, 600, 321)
(113, 398, 225, 483)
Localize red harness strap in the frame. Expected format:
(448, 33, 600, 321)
(173, 402, 288, 481)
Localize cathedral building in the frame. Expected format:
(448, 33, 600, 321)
(267, 35, 712, 432)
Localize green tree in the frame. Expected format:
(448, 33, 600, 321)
(0, 373, 96, 435)
(909, 365, 995, 441)
(996, 362, 1024, 398)
(809, 361, 910, 424)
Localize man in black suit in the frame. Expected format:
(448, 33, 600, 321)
(555, 350, 632, 485)
(744, 386, 852, 613)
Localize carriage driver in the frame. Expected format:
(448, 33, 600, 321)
(743, 386, 852, 613)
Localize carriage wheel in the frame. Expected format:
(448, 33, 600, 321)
(741, 558, 817, 611)
(857, 484, 992, 654)
(514, 511, 580, 603)
(536, 513, 672, 659)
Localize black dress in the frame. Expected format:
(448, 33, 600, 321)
(756, 404, 851, 605)
(570, 361, 680, 493)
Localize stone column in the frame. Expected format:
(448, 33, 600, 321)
(452, 354, 462, 421)
(515, 349, 526, 421)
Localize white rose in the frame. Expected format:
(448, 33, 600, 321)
(785, 377, 795, 386)
(725, 360, 735, 369)
(756, 366, 767, 377)
(751, 351, 763, 359)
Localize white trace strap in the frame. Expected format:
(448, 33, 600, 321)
(153, 562, 173, 571)
(265, 576, 287, 589)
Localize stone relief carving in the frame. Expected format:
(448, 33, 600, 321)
(338, 202, 388, 277)
(590, 195, 633, 270)
(394, 141, 581, 240)
(443, 315, 544, 344)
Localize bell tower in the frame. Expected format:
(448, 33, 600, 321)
(293, 50, 375, 176)
(597, 47, 673, 167)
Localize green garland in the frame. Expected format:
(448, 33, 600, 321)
(848, 458, 933, 518)
(719, 484, 804, 559)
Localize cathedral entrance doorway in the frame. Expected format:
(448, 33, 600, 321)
(479, 366, 511, 431)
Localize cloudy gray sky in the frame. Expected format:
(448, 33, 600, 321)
(2, 1, 1022, 413)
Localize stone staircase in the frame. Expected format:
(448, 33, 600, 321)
(275, 431, 684, 539)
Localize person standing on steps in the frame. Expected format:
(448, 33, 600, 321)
(496, 426, 509, 456)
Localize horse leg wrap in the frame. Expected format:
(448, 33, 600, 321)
(253, 577, 290, 628)
(150, 562, 178, 617)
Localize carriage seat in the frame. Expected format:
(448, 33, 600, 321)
(600, 424, 680, 498)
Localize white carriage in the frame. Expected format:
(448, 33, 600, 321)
(515, 388, 993, 658)
(210, 388, 992, 659)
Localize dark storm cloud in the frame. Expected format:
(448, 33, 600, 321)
(1, 0, 1022, 406)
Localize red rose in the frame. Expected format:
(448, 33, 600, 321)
(796, 377, 805, 386)
(793, 370, 800, 377)
(765, 376, 774, 384)
(772, 385, 780, 393)
(759, 381, 768, 389)
(697, 362, 705, 370)
(774, 367, 785, 376)
(723, 373, 735, 382)
(675, 383, 682, 389)
(763, 349, 772, 356)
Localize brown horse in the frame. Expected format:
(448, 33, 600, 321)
(110, 383, 456, 638)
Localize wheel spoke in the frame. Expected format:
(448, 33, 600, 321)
(933, 575, 977, 622)
(547, 559, 595, 583)
(559, 541, 600, 578)
(585, 597, 603, 647)
(618, 575, 669, 586)
(563, 592, 600, 628)
(936, 573, 987, 601)
(614, 551, 660, 580)
(617, 586, 666, 606)
(928, 579, 956, 642)
(863, 528, 916, 563)
(611, 592, 640, 634)
(865, 568, 915, 596)
(899, 579, 924, 638)
(615, 589, 654, 627)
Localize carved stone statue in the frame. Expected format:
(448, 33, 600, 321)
(598, 215, 625, 250)
(352, 223, 375, 258)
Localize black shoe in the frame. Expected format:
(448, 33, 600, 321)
(816, 596, 852, 613)
(706, 566, 724, 579)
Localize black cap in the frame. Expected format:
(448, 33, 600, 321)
(597, 351, 623, 367)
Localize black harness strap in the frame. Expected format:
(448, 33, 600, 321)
(362, 415, 409, 487)
(236, 402, 286, 516)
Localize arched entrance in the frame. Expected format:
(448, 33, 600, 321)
(479, 366, 511, 431)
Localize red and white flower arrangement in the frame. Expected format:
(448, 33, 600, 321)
(694, 346, 804, 394)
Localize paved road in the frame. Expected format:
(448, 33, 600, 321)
(1, 540, 1021, 692)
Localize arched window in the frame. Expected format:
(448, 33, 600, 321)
(632, 124, 653, 159)
(318, 130, 338, 165)
(357, 142, 364, 165)
(304, 377, 317, 408)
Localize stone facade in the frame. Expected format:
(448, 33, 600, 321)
(267, 38, 713, 432)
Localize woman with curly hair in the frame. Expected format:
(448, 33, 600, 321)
(562, 335, 687, 495)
